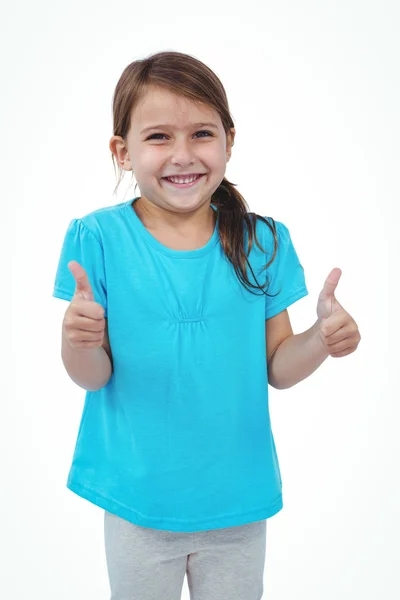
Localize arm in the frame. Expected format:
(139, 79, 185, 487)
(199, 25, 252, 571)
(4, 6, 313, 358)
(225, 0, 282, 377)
(266, 310, 329, 390)
(61, 318, 113, 392)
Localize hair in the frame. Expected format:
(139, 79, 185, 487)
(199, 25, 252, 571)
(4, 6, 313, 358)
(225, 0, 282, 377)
(110, 50, 278, 297)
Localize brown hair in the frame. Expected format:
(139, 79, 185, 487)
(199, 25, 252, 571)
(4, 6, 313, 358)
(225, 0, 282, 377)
(110, 50, 278, 297)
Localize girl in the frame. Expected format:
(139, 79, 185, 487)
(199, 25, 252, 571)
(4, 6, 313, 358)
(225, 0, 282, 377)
(53, 51, 361, 600)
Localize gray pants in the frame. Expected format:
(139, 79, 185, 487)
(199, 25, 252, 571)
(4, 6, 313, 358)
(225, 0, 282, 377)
(104, 511, 267, 600)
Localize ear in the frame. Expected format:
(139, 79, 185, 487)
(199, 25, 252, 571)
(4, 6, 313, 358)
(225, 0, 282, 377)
(226, 127, 235, 160)
(109, 136, 132, 171)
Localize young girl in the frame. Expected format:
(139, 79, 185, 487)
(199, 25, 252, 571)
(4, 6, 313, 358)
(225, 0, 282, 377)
(53, 51, 361, 600)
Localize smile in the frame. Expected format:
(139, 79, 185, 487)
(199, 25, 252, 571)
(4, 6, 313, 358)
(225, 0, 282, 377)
(162, 174, 206, 188)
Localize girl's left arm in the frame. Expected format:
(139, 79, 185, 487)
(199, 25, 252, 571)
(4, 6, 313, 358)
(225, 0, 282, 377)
(266, 268, 361, 390)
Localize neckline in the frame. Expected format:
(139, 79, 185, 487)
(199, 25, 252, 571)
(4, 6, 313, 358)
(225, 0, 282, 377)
(124, 197, 220, 258)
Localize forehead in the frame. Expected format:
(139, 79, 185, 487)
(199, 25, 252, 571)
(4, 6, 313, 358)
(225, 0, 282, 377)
(131, 86, 220, 129)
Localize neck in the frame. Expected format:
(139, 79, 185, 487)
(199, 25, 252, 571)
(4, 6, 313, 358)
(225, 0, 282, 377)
(133, 196, 216, 234)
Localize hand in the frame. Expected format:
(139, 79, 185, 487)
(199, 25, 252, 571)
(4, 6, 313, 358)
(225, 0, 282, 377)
(316, 268, 361, 358)
(62, 260, 106, 350)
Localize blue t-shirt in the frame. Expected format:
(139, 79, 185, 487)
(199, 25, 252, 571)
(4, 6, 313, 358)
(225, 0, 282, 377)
(52, 197, 308, 532)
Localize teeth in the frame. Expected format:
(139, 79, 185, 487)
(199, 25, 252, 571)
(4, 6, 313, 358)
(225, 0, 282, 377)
(168, 175, 200, 184)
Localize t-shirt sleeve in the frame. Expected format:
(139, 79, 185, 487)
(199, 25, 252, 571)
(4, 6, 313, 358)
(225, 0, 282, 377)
(264, 219, 308, 320)
(52, 218, 108, 317)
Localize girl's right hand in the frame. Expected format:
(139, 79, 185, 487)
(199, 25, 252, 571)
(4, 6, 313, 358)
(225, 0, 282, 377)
(62, 260, 106, 350)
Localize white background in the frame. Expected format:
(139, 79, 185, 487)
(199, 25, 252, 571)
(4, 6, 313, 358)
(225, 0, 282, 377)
(2, 1, 399, 598)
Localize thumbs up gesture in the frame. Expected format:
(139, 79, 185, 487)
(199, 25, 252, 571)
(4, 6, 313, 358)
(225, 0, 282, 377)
(317, 268, 361, 358)
(62, 260, 106, 350)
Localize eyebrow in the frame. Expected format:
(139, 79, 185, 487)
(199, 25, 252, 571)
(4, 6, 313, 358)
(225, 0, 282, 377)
(140, 122, 219, 135)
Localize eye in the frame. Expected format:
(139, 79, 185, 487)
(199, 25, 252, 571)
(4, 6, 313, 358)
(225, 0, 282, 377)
(146, 130, 213, 141)
(146, 133, 167, 140)
(194, 130, 213, 138)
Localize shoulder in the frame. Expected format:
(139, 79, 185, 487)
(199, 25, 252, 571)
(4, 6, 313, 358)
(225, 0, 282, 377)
(72, 200, 131, 244)
(250, 213, 289, 251)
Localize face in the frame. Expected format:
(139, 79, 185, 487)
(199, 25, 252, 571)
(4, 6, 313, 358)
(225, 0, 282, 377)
(110, 86, 235, 216)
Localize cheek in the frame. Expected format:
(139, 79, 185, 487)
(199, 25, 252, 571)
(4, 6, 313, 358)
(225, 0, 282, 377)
(203, 145, 228, 169)
(135, 151, 163, 176)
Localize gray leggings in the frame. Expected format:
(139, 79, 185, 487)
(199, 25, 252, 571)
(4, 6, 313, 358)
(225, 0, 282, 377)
(104, 511, 267, 600)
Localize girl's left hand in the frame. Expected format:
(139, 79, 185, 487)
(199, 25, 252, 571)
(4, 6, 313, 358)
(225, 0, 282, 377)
(316, 268, 361, 358)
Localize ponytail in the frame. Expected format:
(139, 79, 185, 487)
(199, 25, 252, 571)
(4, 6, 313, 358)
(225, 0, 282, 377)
(212, 177, 279, 297)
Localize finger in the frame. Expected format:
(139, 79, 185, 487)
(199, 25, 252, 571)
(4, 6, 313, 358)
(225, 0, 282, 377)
(330, 346, 357, 358)
(325, 336, 354, 352)
(71, 296, 105, 321)
(72, 315, 105, 332)
(68, 260, 94, 302)
(320, 267, 342, 299)
(323, 323, 354, 343)
(320, 310, 348, 336)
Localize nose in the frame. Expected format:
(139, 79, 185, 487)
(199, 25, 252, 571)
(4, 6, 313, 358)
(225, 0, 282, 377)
(170, 137, 196, 167)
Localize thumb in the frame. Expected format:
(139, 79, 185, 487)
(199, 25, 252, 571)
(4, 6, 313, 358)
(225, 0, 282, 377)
(68, 260, 94, 302)
(320, 267, 342, 300)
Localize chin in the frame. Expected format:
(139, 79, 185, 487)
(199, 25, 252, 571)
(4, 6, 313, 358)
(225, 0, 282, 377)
(167, 197, 210, 212)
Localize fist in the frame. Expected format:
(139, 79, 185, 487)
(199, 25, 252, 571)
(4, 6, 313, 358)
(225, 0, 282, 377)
(62, 260, 106, 350)
(316, 268, 361, 358)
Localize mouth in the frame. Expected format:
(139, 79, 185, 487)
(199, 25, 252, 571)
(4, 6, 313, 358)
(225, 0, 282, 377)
(161, 174, 206, 189)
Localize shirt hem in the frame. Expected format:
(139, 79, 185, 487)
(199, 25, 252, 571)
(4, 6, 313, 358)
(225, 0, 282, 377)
(66, 479, 283, 532)
(265, 286, 308, 320)
(53, 288, 73, 301)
